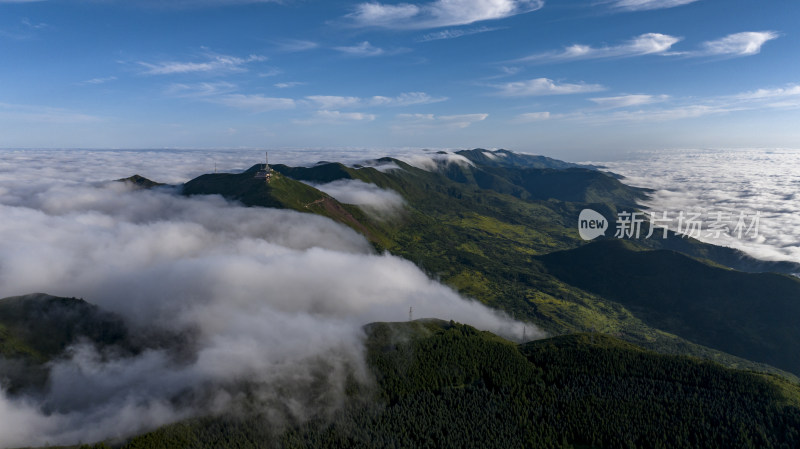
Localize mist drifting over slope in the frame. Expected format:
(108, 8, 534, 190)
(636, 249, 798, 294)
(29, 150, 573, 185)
(601, 149, 800, 264)
(0, 149, 535, 447)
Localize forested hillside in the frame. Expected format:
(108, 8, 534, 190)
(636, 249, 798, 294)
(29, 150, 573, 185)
(538, 239, 800, 375)
(262, 151, 800, 377)
(110, 321, 800, 449)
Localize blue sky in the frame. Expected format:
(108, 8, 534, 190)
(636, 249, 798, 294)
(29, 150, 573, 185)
(1, 0, 799, 159)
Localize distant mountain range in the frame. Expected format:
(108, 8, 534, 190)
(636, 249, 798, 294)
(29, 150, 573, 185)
(174, 149, 800, 373)
(6, 149, 800, 448)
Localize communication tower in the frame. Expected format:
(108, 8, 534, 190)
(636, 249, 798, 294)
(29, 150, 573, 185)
(254, 151, 272, 183)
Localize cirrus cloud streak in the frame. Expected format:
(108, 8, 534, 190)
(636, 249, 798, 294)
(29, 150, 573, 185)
(347, 0, 544, 29)
(493, 78, 605, 96)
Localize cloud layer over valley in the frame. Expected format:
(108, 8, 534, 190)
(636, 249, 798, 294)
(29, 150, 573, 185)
(602, 148, 800, 265)
(0, 149, 534, 447)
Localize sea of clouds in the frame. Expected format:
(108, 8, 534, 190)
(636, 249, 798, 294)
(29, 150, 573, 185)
(0, 149, 537, 447)
(600, 148, 800, 263)
(6, 146, 796, 446)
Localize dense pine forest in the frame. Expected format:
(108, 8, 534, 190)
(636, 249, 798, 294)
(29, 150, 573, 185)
(67, 320, 799, 449)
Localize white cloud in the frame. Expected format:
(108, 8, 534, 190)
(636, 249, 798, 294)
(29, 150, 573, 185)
(514, 111, 551, 122)
(316, 110, 376, 121)
(697, 31, 778, 57)
(0, 16, 48, 40)
(517, 33, 681, 62)
(216, 94, 296, 112)
(418, 25, 500, 42)
(590, 94, 668, 109)
(733, 84, 800, 101)
(350, 2, 420, 26)
(358, 160, 404, 172)
(630, 82, 800, 120)
(514, 31, 775, 64)
(274, 81, 306, 89)
(395, 112, 488, 130)
(294, 110, 377, 125)
(272, 39, 319, 52)
(166, 81, 238, 97)
(138, 53, 266, 75)
(71, 0, 286, 7)
(309, 179, 406, 220)
(481, 65, 522, 80)
(166, 83, 444, 115)
(0, 150, 534, 447)
(80, 76, 117, 85)
(334, 41, 385, 57)
(258, 68, 282, 77)
(608, 0, 700, 11)
(597, 104, 731, 122)
(537, 81, 800, 125)
(305, 96, 363, 109)
(166, 82, 294, 112)
(347, 0, 544, 29)
(170, 0, 284, 4)
(494, 78, 605, 96)
(0, 102, 101, 124)
(20, 18, 48, 29)
(306, 92, 446, 109)
(373, 92, 447, 106)
(602, 149, 800, 263)
(439, 113, 489, 127)
(398, 151, 476, 170)
(398, 113, 436, 120)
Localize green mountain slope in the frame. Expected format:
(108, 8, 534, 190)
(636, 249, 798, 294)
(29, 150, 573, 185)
(183, 169, 327, 210)
(117, 175, 164, 189)
(537, 239, 800, 375)
(455, 148, 599, 170)
(273, 154, 645, 208)
(189, 151, 798, 378)
(304, 158, 799, 374)
(117, 321, 800, 449)
(0, 293, 130, 361)
(0, 293, 132, 393)
(271, 153, 797, 273)
(639, 230, 800, 274)
(478, 166, 645, 205)
(181, 168, 385, 243)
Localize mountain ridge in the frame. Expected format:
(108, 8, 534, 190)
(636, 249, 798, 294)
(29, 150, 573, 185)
(169, 149, 800, 378)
